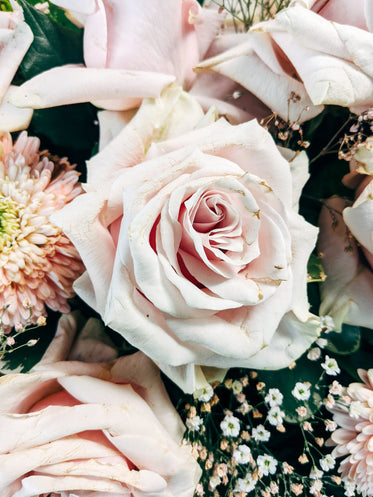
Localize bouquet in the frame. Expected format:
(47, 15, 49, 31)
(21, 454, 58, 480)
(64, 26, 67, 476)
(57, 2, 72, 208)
(1, 0, 373, 496)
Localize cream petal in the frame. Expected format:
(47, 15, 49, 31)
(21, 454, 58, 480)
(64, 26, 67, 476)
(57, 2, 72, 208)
(334, 22, 373, 79)
(87, 86, 204, 185)
(51, 192, 117, 316)
(343, 181, 373, 254)
(36, 462, 166, 493)
(0, 87, 33, 132)
(9, 66, 175, 110)
(272, 30, 373, 107)
(196, 37, 323, 122)
(109, 354, 185, 443)
(238, 310, 320, 369)
(366, 0, 373, 32)
(288, 211, 319, 320)
(0, 370, 62, 414)
(104, 270, 203, 366)
(0, 19, 33, 103)
(33, 311, 82, 366)
(12, 475, 130, 497)
(97, 109, 136, 151)
(0, 436, 118, 489)
(279, 148, 310, 208)
(319, 197, 373, 329)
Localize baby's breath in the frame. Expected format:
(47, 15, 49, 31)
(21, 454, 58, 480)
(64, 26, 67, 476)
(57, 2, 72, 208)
(180, 348, 345, 497)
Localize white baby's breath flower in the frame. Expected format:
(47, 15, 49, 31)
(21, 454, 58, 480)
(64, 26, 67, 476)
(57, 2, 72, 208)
(236, 401, 251, 415)
(232, 380, 243, 395)
(195, 483, 204, 496)
(208, 475, 221, 491)
(343, 479, 356, 497)
(322, 356, 340, 376)
(269, 481, 279, 495)
(310, 467, 323, 480)
(316, 338, 328, 348)
(310, 479, 323, 495)
(194, 384, 214, 402)
(325, 419, 337, 432)
(257, 454, 278, 476)
(329, 380, 343, 396)
(267, 406, 285, 426)
(252, 424, 271, 442)
(234, 472, 257, 493)
(296, 406, 308, 418)
(320, 454, 336, 472)
(324, 394, 335, 409)
(292, 382, 311, 401)
(186, 415, 203, 432)
(265, 388, 283, 407)
(233, 444, 251, 464)
(220, 414, 241, 437)
(307, 347, 321, 361)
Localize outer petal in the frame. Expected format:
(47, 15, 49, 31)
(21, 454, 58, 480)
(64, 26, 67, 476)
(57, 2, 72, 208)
(0, 87, 33, 133)
(196, 35, 323, 122)
(319, 197, 373, 329)
(9, 66, 175, 111)
(0, 14, 33, 104)
(343, 180, 373, 255)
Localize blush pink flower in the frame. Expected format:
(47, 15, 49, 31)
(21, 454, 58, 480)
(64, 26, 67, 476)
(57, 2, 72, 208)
(52, 88, 320, 393)
(10, 0, 265, 124)
(0, 312, 201, 497)
(318, 138, 373, 330)
(299, 0, 373, 30)
(327, 369, 373, 496)
(0, 132, 84, 331)
(197, 0, 373, 122)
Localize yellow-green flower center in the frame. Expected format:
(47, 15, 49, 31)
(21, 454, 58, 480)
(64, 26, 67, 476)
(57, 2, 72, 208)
(0, 198, 21, 252)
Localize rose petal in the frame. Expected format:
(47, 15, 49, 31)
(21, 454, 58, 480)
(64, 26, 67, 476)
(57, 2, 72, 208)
(9, 66, 175, 110)
(0, 87, 33, 132)
(319, 196, 373, 328)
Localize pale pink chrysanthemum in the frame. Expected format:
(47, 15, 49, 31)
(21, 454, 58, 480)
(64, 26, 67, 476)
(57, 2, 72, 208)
(328, 369, 373, 496)
(0, 131, 84, 330)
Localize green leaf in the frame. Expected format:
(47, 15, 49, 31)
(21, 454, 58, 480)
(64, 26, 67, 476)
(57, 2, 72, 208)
(0, 0, 13, 11)
(307, 253, 326, 283)
(326, 324, 361, 355)
(17, 0, 84, 80)
(28, 104, 99, 175)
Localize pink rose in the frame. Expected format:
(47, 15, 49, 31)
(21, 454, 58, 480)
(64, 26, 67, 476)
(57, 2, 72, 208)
(0, 3, 33, 132)
(319, 139, 373, 329)
(302, 0, 372, 30)
(0, 312, 201, 497)
(197, 2, 373, 122)
(11, 0, 264, 124)
(52, 88, 320, 393)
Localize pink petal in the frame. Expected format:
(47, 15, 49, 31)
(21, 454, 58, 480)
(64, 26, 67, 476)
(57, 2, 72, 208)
(9, 66, 175, 110)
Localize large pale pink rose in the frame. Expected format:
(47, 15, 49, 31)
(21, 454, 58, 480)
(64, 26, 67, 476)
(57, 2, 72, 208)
(10, 0, 267, 124)
(51, 88, 320, 393)
(0, 1, 33, 132)
(319, 140, 373, 329)
(196, 1, 373, 122)
(0, 312, 201, 497)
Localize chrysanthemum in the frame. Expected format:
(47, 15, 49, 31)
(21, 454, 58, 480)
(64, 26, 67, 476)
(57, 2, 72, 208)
(0, 131, 84, 330)
(328, 369, 373, 496)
